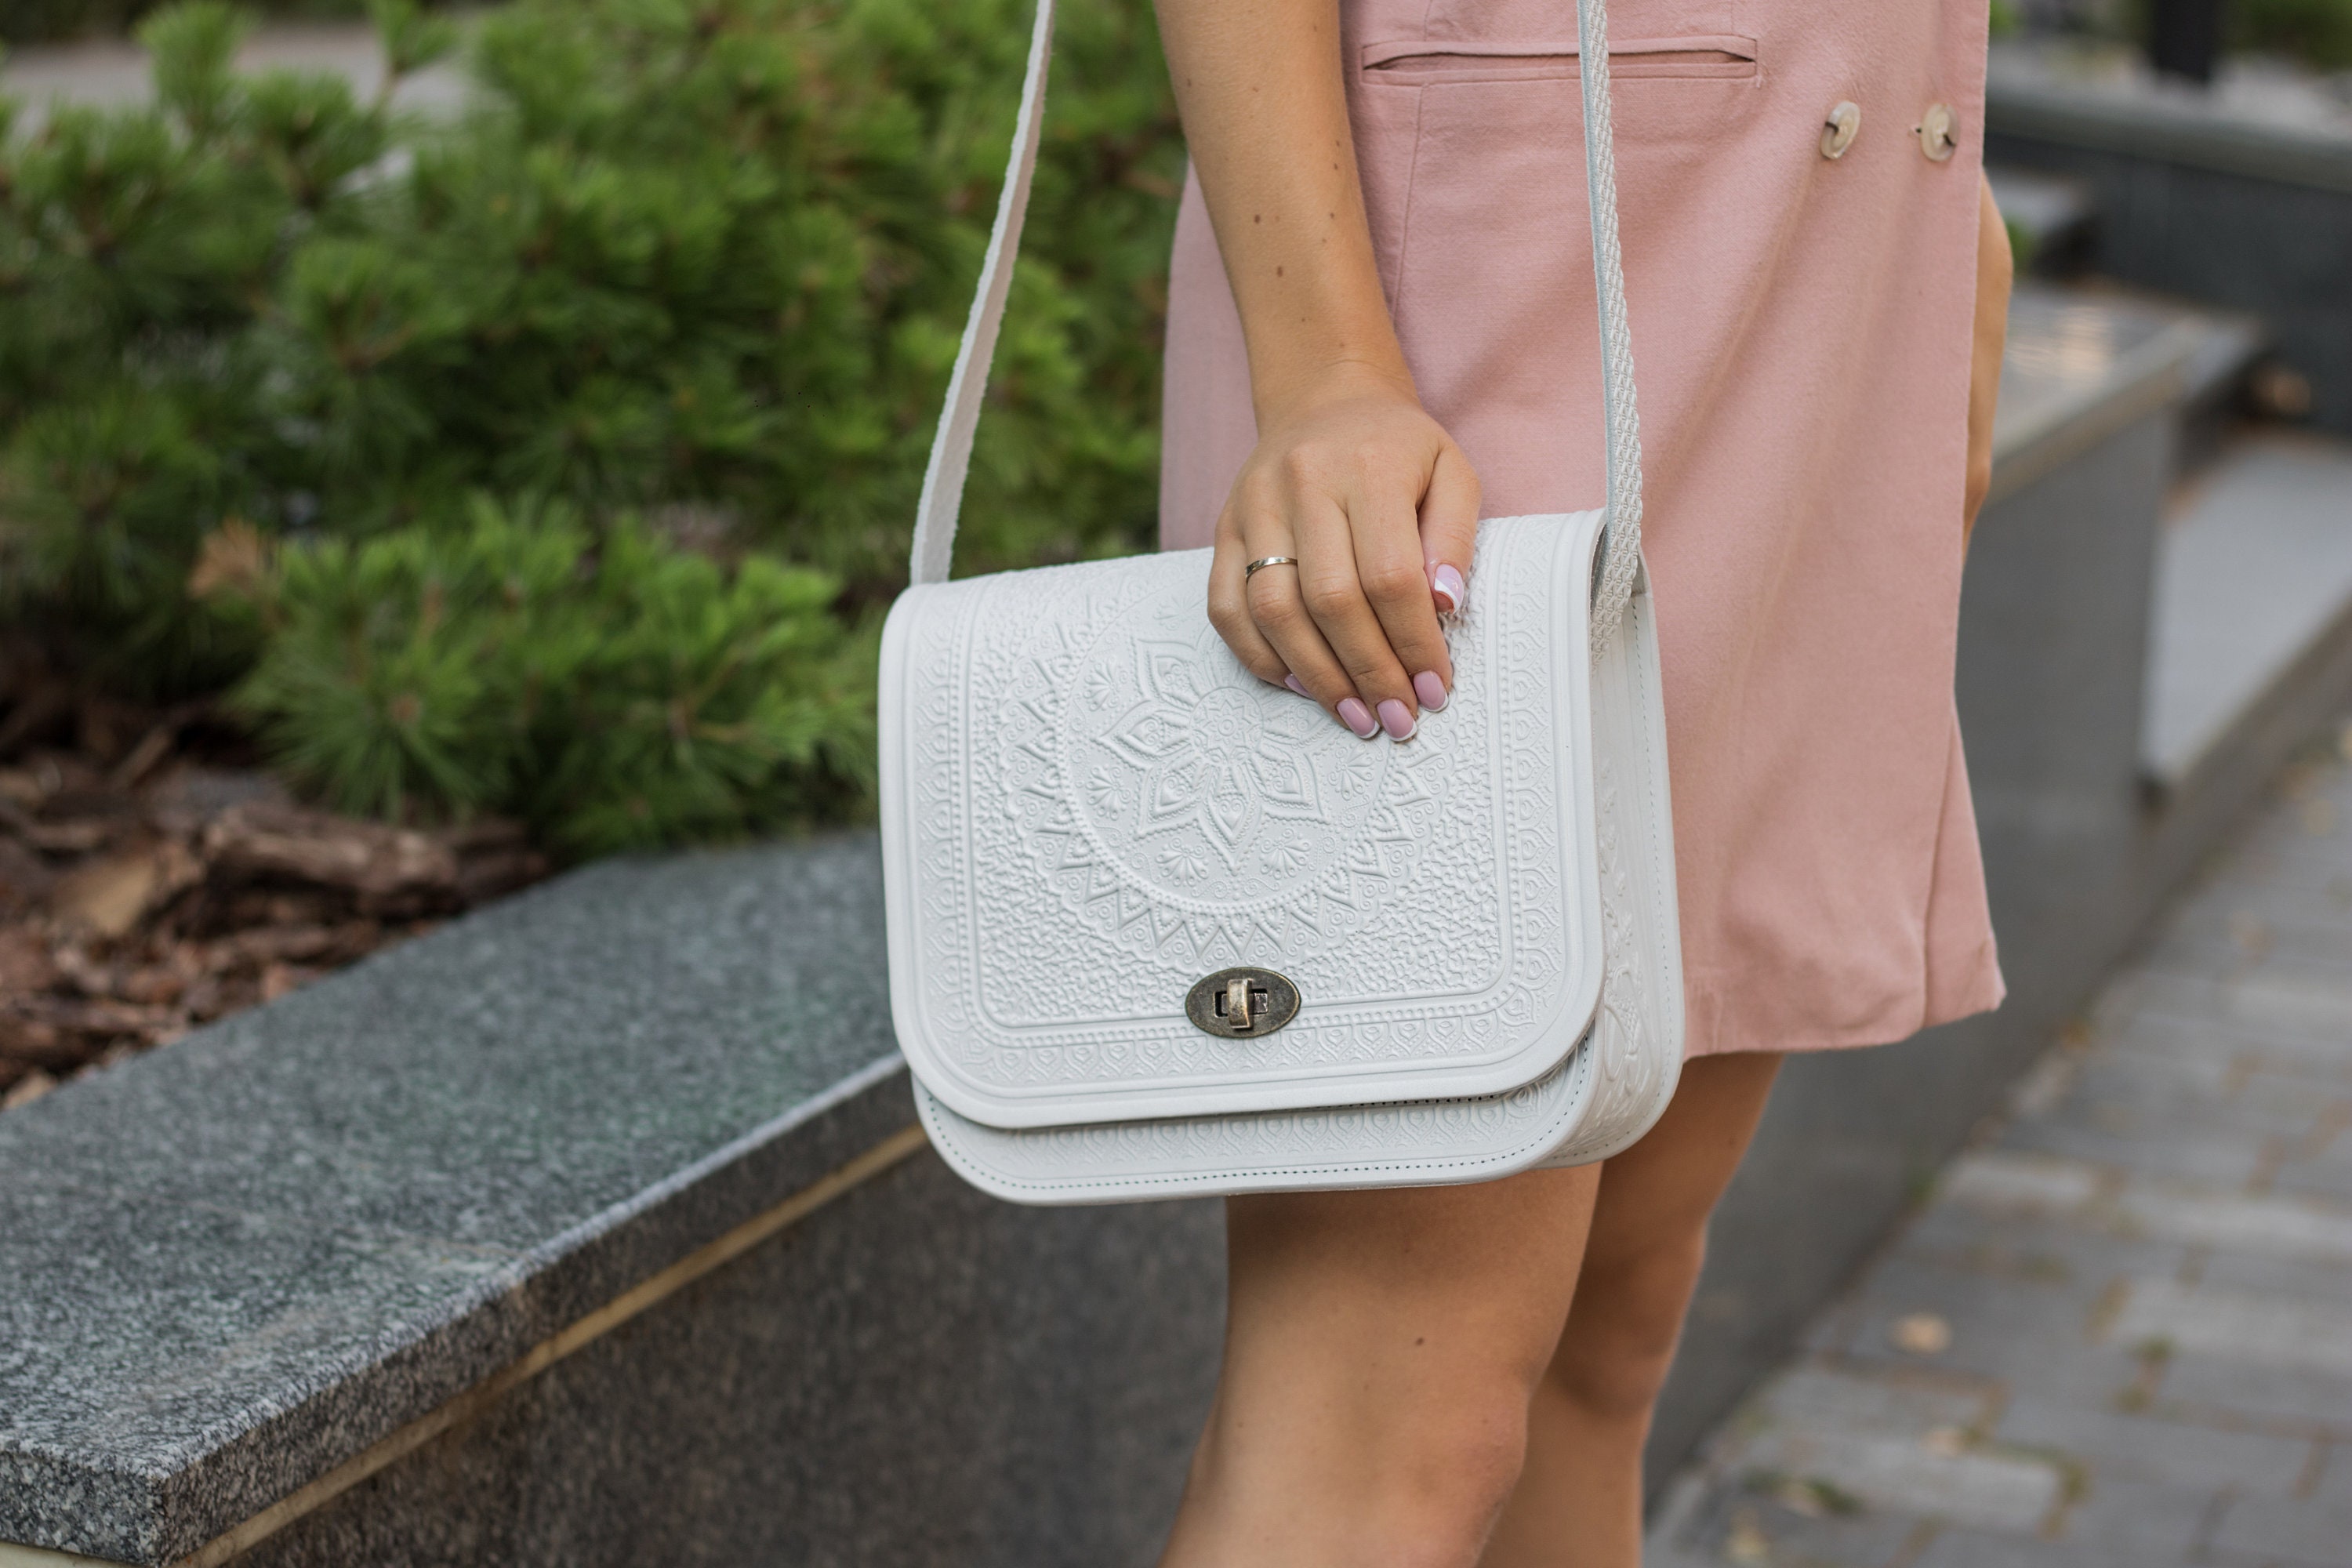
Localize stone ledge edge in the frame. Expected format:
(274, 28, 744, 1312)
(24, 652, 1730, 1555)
(1987, 78, 2352, 195)
(2, 1114, 927, 1568)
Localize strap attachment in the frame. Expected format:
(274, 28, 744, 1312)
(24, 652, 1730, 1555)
(909, 0, 1645, 655)
(906, 0, 1056, 590)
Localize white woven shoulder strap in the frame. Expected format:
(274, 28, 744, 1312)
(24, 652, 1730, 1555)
(909, 0, 1646, 654)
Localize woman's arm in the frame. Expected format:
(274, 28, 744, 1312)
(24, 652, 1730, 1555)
(1964, 172, 2013, 539)
(1156, 0, 1475, 738)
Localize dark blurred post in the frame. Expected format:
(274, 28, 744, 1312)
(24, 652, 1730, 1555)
(2148, 0, 2226, 84)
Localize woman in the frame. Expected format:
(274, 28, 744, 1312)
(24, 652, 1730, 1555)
(1148, 0, 2013, 1562)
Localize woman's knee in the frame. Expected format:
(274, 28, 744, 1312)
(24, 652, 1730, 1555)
(1192, 1174, 1602, 1557)
(1366, 1377, 1541, 1562)
(1318, 1327, 1551, 1500)
(1189, 1351, 1538, 1566)
(1544, 1229, 1709, 1424)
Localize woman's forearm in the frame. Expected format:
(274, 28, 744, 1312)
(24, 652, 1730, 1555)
(1153, 0, 1409, 421)
(1155, 0, 1475, 734)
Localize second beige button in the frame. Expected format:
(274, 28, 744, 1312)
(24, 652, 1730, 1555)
(1820, 101, 1861, 159)
(1918, 103, 1958, 161)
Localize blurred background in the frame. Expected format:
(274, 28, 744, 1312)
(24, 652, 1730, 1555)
(0, 4, 2347, 1566)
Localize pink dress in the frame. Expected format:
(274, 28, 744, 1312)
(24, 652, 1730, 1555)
(1159, 0, 2006, 1057)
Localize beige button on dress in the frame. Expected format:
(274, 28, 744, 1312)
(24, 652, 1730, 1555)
(1158, 0, 2008, 1057)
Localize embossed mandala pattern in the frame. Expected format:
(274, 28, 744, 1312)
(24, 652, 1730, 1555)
(1000, 566, 1447, 959)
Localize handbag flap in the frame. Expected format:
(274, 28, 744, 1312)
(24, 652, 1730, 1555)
(880, 511, 1606, 1131)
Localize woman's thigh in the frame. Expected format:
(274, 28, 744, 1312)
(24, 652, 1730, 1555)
(1593, 1052, 1784, 1247)
(1210, 1054, 1783, 1429)
(1210, 1169, 1607, 1462)
(1222, 1167, 1603, 1384)
(1170, 1173, 1608, 1563)
(1547, 1052, 1784, 1407)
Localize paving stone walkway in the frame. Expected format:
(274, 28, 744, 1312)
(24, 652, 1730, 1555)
(1646, 729, 2352, 1568)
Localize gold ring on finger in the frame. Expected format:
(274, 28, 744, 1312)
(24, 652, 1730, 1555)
(1244, 555, 1299, 580)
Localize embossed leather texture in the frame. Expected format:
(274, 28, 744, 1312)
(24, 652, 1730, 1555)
(906, 529, 1682, 1202)
(877, 0, 1682, 1203)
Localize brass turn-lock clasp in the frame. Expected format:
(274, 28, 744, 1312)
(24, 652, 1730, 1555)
(1185, 966, 1301, 1040)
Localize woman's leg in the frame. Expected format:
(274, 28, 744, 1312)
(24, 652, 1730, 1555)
(1161, 1166, 1606, 1568)
(1481, 1051, 1785, 1568)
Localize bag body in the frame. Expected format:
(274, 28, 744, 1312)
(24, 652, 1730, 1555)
(877, 0, 1683, 1204)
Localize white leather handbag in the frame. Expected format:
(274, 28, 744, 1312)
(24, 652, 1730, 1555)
(878, 0, 1682, 1204)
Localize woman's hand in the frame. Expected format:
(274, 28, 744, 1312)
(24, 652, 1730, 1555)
(1208, 365, 1479, 740)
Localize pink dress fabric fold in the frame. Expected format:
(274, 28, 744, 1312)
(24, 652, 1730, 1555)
(1158, 0, 2007, 1057)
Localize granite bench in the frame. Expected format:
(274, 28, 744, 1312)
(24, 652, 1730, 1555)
(0, 840, 1221, 1566)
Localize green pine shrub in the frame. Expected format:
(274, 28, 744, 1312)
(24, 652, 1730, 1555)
(227, 497, 873, 854)
(0, 0, 1184, 851)
(0, 0, 440, 691)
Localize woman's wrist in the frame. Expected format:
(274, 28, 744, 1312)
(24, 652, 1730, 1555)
(1250, 354, 1421, 433)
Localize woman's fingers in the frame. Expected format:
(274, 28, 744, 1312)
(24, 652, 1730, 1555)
(1350, 455, 1456, 710)
(1419, 441, 1481, 622)
(1241, 499, 1383, 739)
(1290, 491, 1420, 739)
(1207, 506, 1293, 688)
(1215, 492, 1375, 738)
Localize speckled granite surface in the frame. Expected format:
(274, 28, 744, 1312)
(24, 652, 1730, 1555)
(0, 836, 924, 1564)
(234, 1150, 1222, 1568)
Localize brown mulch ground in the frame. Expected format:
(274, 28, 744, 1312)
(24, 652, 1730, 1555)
(0, 692, 550, 1113)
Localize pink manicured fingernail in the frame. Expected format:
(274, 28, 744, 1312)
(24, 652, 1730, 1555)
(1431, 563, 1467, 615)
(1377, 699, 1417, 741)
(1285, 675, 1308, 698)
(1413, 671, 1448, 712)
(1336, 697, 1379, 739)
